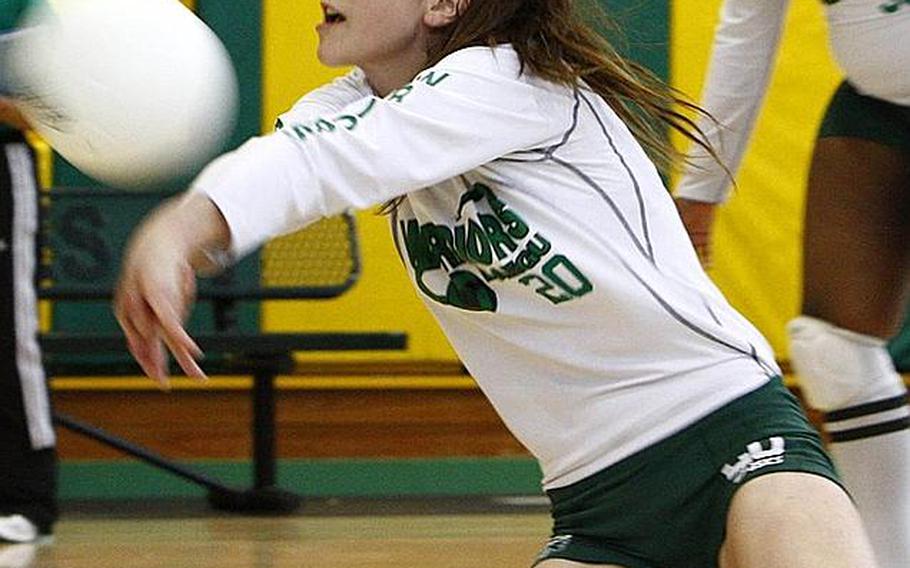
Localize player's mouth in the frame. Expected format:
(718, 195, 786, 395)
(321, 3, 346, 25)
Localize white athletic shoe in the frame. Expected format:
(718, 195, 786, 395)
(0, 516, 37, 544)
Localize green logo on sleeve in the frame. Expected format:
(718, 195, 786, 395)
(878, 0, 910, 13)
(282, 69, 450, 141)
(283, 98, 377, 141)
(400, 183, 593, 312)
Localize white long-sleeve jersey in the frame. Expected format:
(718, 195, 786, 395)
(194, 45, 779, 489)
(676, 0, 910, 203)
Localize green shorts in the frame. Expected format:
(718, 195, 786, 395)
(818, 81, 910, 152)
(534, 377, 842, 568)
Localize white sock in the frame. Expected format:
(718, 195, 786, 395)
(788, 316, 910, 567)
(826, 399, 910, 568)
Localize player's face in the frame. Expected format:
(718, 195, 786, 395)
(316, 1, 431, 73)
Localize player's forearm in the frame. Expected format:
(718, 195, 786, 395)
(675, 0, 789, 203)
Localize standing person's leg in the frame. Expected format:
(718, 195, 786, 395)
(0, 140, 57, 543)
(788, 131, 910, 568)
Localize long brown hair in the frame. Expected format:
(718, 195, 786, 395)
(433, 0, 719, 171)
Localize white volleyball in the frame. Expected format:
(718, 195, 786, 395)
(7, 0, 238, 189)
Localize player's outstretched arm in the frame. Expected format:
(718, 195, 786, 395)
(114, 193, 230, 388)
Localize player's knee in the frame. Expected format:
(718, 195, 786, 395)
(787, 315, 906, 411)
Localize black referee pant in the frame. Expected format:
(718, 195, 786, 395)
(0, 133, 57, 535)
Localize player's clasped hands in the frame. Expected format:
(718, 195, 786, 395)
(114, 195, 218, 389)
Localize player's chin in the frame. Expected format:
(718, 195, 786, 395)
(315, 43, 353, 68)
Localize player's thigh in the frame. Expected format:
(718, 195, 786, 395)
(802, 135, 910, 337)
(536, 560, 623, 568)
(720, 472, 877, 568)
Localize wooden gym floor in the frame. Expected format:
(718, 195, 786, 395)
(0, 497, 553, 568)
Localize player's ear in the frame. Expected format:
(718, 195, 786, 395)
(424, 0, 470, 28)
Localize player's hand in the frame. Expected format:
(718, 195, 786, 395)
(0, 97, 30, 131)
(675, 198, 718, 268)
(114, 196, 218, 388)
